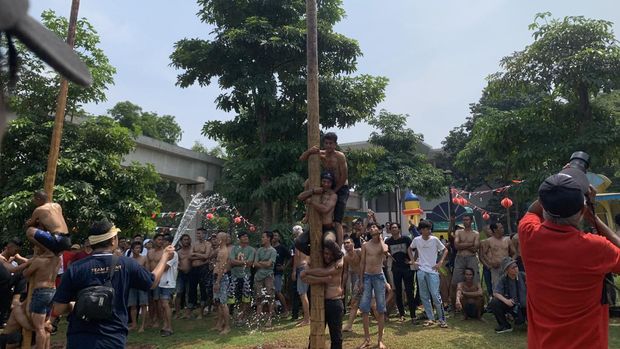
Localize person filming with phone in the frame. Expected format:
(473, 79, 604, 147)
(519, 152, 620, 349)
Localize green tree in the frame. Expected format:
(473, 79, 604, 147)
(191, 141, 226, 158)
(455, 14, 620, 202)
(170, 0, 387, 227)
(348, 110, 447, 219)
(0, 115, 161, 243)
(107, 101, 183, 144)
(6, 10, 115, 117)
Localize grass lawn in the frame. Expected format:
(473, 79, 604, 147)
(50, 312, 620, 349)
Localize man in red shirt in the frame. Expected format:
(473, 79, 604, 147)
(519, 168, 620, 349)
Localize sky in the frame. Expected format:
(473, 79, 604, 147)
(29, 0, 620, 151)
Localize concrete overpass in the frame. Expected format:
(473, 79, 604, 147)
(122, 136, 224, 207)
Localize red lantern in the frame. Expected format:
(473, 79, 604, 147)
(501, 197, 513, 209)
(452, 197, 459, 205)
(482, 212, 490, 221)
(234, 216, 242, 224)
(249, 225, 256, 232)
(206, 213, 214, 220)
(461, 198, 469, 206)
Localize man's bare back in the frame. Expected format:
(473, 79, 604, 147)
(455, 229, 480, 257)
(321, 151, 348, 189)
(28, 203, 68, 233)
(25, 249, 60, 289)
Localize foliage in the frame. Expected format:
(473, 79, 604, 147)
(170, 0, 387, 227)
(4, 10, 115, 117)
(107, 101, 183, 144)
(452, 14, 620, 201)
(348, 110, 447, 200)
(191, 141, 227, 158)
(0, 116, 161, 244)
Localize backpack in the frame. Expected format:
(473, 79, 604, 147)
(74, 255, 118, 321)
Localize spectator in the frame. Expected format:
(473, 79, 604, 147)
(52, 219, 174, 349)
(520, 169, 620, 348)
(455, 267, 484, 320)
(489, 257, 526, 333)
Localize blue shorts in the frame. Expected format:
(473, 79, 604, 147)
(296, 267, 309, 295)
(359, 273, 386, 314)
(128, 288, 148, 307)
(150, 287, 161, 301)
(214, 274, 229, 304)
(159, 287, 175, 300)
(274, 274, 283, 293)
(30, 287, 55, 314)
(34, 229, 71, 255)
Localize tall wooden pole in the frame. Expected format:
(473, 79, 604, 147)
(306, 0, 325, 348)
(24, 2, 81, 348)
(43, 0, 81, 199)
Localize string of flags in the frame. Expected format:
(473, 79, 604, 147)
(150, 204, 258, 232)
(451, 181, 521, 220)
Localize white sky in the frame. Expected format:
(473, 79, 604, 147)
(29, 0, 620, 150)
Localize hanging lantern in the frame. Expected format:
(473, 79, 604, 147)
(452, 197, 459, 205)
(482, 212, 490, 221)
(234, 216, 242, 224)
(206, 213, 214, 220)
(249, 225, 256, 232)
(461, 198, 469, 206)
(501, 197, 513, 209)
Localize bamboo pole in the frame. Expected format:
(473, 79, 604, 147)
(23, 2, 81, 348)
(306, 0, 325, 348)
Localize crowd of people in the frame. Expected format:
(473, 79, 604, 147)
(1, 133, 620, 349)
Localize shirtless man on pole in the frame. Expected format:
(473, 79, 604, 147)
(358, 223, 388, 349)
(25, 191, 71, 255)
(23, 245, 61, 349)
(298, 171, 338, 243)
(147, 233, 164, 328)
(450, 213, 480, 309)
(299, 132, 349, 246)
(342, 236, 362, 332)
(213, 232, 231, 335)
(301, 240, 345, 349)
(175, 234, 193, 319)
(485, 223, 515, 289)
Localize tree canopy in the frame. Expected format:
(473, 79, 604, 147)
(170, 0, 387, 227)
(107, 101, 183, 144)
(451, 14, 620, 200)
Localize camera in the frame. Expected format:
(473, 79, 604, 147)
(568, 151, 590, 173)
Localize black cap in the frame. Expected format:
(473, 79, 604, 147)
(538, 169, 587, 218)
(320, 171, 335, 183)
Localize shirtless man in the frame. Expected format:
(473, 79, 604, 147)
(450, 213, 480, 309)
(213, 232, 231, 335)
(25, 191, 71, 255)
(299, 132, 349, 247)
(147, 233, 165, 327)
(291, 239, 311, 326)
(301, 239, 345, 349)
(24, 244, 61, 349)
(455, 268, 484, 320)
(128, 241, 149, 332)
(511, 232, 524, 271)
(479, 232, 494, 298)
(175, 234, 193, 319)
(298, 171, 338, 243)
(485, 223, 515, 289)
(189, 228, 212, 319)
(342, 236, 362, 332)
(358, 223, 388, 349)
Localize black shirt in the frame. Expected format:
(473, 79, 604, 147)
(273, 244, 289, 275)
(385, 236, 412, 270)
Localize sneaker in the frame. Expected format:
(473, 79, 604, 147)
(495, 326, 513, 334)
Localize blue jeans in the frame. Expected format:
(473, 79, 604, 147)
(418, 270, 445, 322)
(359, 273, 386, 314)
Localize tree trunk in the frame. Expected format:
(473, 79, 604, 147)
(577, 83, 592, 134)
(257, 105, 272, 228)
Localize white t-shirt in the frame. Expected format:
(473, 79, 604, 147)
(159, 251, 178, 288)
(410, 236, 445, 275)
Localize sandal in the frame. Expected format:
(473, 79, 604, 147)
(439, 321, 448, 328)
(423, 320, 436, 327)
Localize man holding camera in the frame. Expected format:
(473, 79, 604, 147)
(488, 257, 526, 333)
(519, 159, 620, 349)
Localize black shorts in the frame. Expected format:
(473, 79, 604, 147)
(34, 230, 71, 254)
(334, 185, 349, 223)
